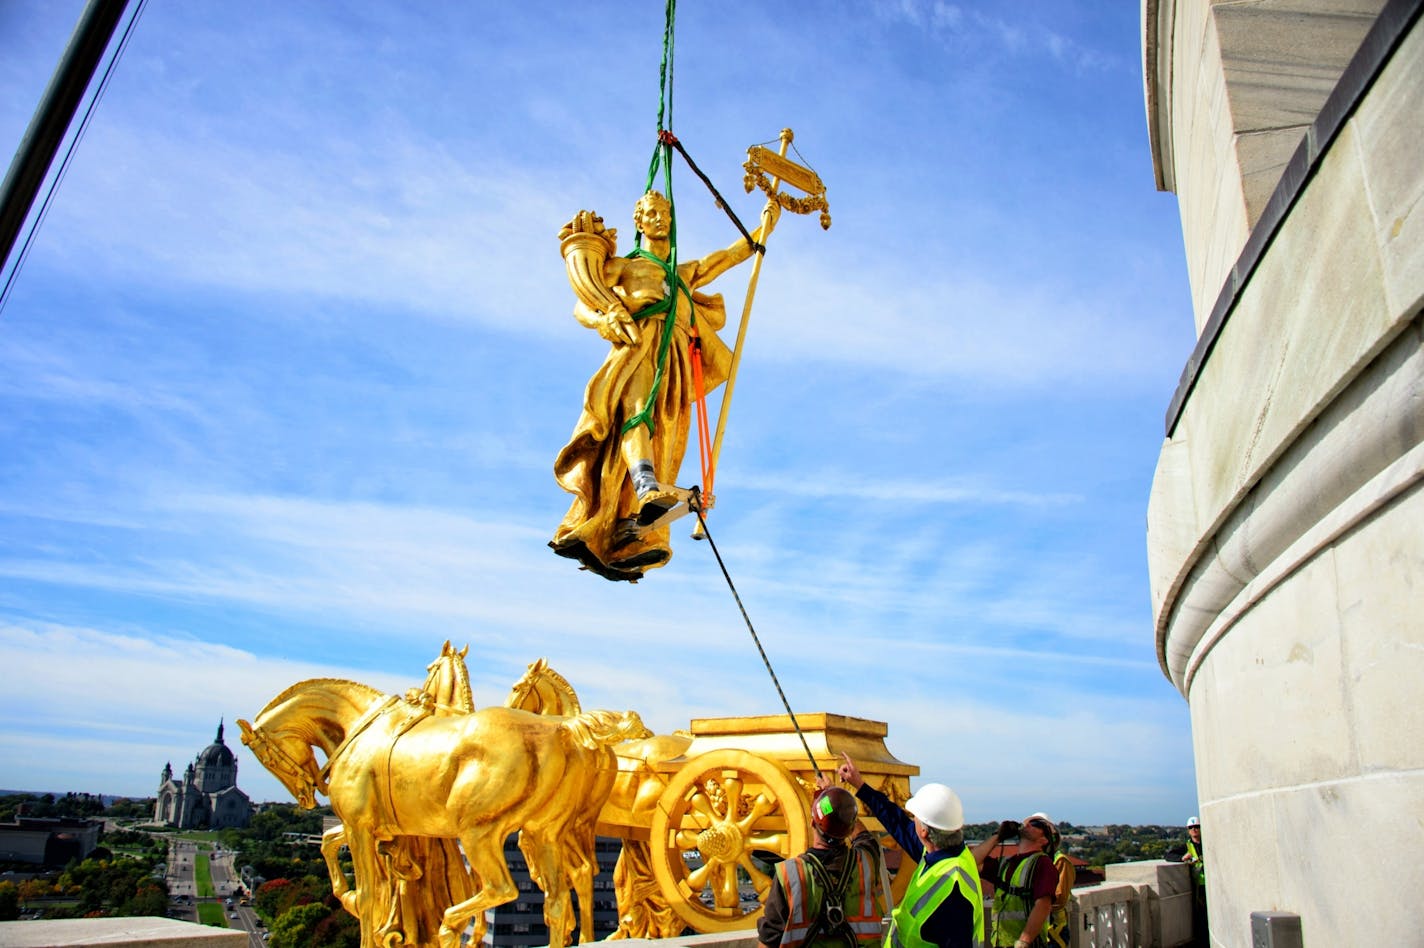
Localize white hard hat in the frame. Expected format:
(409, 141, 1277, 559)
(1186, 816, 1200, 827)
(904, 783, 964, 831)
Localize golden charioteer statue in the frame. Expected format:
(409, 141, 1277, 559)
(551, 129, 828, 581)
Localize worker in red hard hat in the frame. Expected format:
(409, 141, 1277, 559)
(836, 753, 983, 948)
(759, 782, 885, 948)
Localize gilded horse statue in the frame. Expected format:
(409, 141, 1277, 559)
(239, 674, 649, 948)
(504, 658, 694, 940)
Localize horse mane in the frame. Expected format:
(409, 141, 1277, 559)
(254, 677, 388, 717)
(561, 709, 652, 750)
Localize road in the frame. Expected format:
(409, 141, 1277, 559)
(162, 838, 264, 943)
(165, 838, 197, 901)
(210, 846, 267, 946)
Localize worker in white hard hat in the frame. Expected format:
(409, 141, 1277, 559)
(1026, 812, 1073, 948)
(1181, 817, 1206, 945)
(835, 753, 983, 948)
(973, 812, 1060, 948)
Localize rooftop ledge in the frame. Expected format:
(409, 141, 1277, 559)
(0, 917, 247, 948)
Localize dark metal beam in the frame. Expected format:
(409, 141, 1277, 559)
(0, 0, 130, 275)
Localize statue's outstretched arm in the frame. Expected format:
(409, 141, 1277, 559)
(684, 200, 781, 288)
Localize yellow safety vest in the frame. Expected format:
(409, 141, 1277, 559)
(883, 847, 983, 948)
(775, 846, 883, 948)
(1044, 853, 1073, 948)
(992, 852, 1046, 947)
(1186, 840, 1206, 888)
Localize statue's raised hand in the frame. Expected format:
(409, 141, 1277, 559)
(597, 303, 638, 345)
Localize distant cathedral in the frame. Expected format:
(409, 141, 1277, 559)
(154, 720, 253, 830)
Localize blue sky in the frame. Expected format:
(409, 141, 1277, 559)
(0, 1, 1199, 825)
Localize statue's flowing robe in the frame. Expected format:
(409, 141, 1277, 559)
(551, 287, 731, 579)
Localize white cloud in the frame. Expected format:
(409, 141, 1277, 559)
(0, 618, 1192, 822)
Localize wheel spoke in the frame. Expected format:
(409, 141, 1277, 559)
(746, 830, 788, 855)
(723, 775, 744, 813)
(739, 854, 772, 896)
(688, 787, 719, 824)
(713, 865, 739, 909)
(739, 793, 776, 829)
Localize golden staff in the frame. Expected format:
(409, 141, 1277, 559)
(694, 128, 829, 538)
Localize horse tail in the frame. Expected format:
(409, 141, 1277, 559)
(562, 710, 653, 750)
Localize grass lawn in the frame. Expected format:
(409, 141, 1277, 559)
(195, 854, 214, 898)
(196, 902, 227, 927)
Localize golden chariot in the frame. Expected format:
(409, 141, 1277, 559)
(240, 646, 919, 948)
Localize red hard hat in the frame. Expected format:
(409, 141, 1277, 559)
(812, 787, 858, 839)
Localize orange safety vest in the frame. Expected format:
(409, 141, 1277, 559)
(774, 845, 883, 948)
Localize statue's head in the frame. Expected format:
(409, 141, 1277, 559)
(633, 191, 672, 237)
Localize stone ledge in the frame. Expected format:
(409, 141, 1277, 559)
(0, 917, 247, 948)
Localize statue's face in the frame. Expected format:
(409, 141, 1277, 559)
(635, 195, 671, 238)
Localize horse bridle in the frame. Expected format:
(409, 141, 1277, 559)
(238, 718, 319, 807)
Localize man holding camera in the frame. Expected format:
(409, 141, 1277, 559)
(973, 815, 1060, 948)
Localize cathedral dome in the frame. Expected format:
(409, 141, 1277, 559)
(196, 721, 235, 767)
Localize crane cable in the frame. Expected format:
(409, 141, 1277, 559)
(636, 2, 819, 780)
(691, 489, 823, 783)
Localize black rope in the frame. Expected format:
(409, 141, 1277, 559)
(690, 488, 821, 781)
(666, 135, 764, 254)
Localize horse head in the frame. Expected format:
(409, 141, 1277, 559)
(240, 677, 388, 809)
(506, 658, 582, 716)
(418, 641, 474, 714)
(238, 717, 321, 808)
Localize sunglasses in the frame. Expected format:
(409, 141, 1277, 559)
(1026, 819, 1051, 832)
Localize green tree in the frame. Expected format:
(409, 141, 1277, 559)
(122, 881, 169, 918)
(270, 901, 329, 948)
(255, 878, 291, 919)
(105, 798, 156, 820)
(310, 897, 360, 948)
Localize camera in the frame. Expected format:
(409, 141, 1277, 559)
(997, 819, 1021, 839)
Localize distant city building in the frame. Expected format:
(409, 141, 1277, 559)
(481, 834, 621, 948)
(0, 816, 101, 866)
(154, 720, 253, 830)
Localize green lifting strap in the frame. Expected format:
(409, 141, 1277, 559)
(619, 244, 694, 438)
(622, 0, 693, 438)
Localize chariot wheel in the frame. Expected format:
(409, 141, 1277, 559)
(648, 749, 811, 933)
